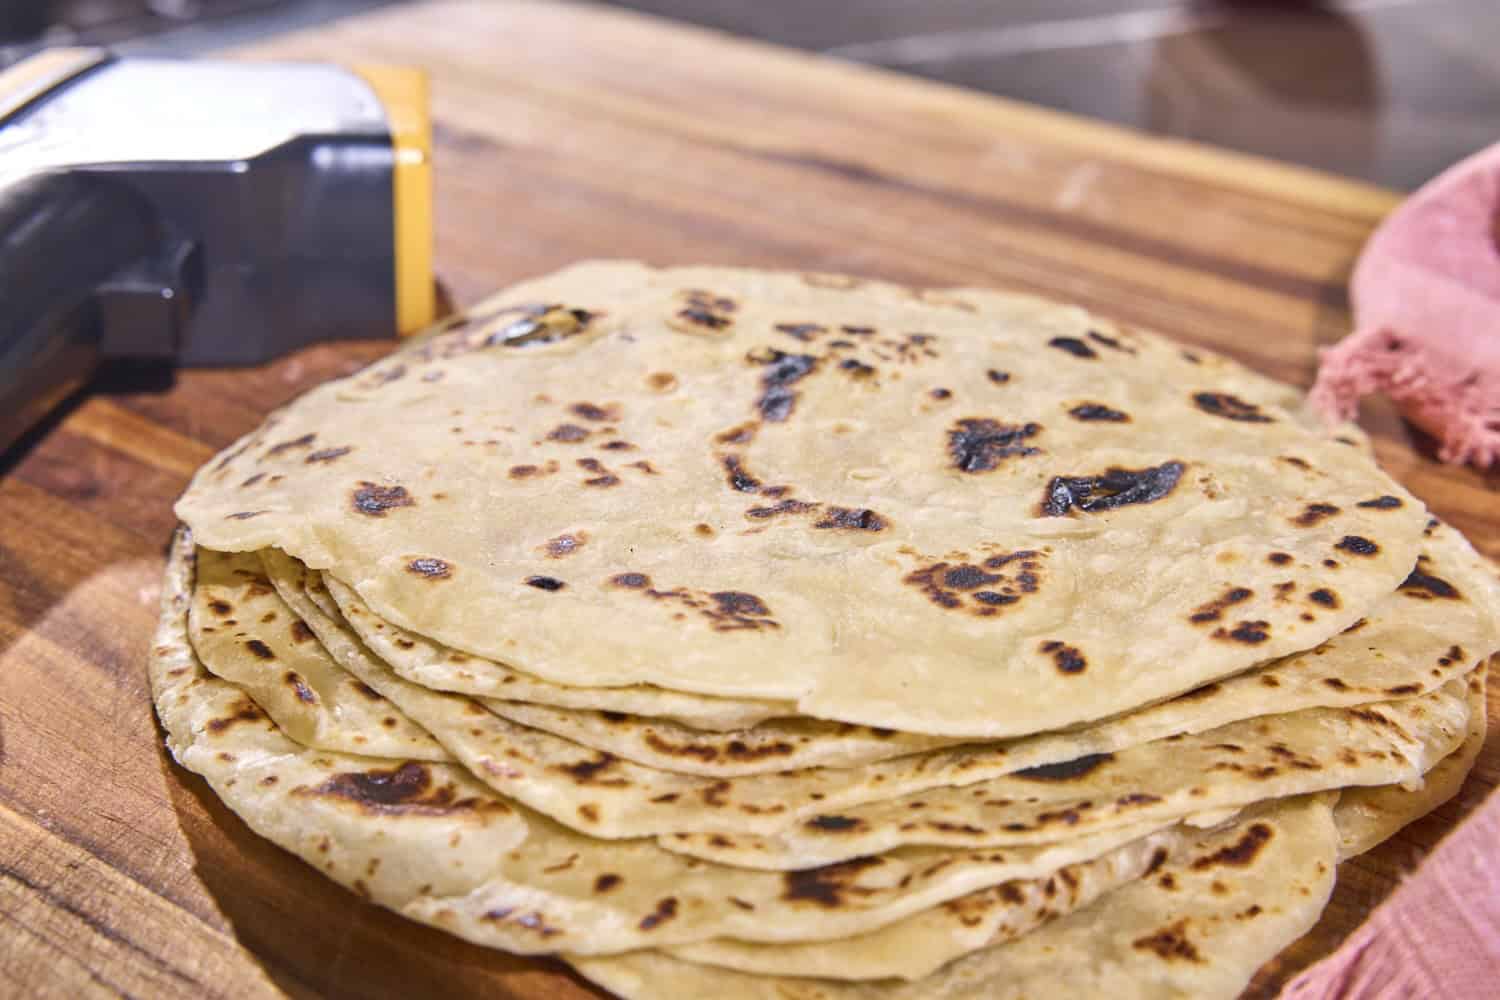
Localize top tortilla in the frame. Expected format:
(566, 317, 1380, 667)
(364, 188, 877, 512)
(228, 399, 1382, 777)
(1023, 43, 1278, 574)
(175, 262, 1429, 737)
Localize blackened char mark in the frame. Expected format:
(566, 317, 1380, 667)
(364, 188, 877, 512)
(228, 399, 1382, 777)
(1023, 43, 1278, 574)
(1133, 920, 1203, 962)
(747, 499, 817, 520)
(1188, 587, 1253, 624)
(1041, 462, 1184, 516)
(716, 423, 758, 445)
(1088, 330, 1135, 354)
(903, 550, 1041, 617)
(722, 454, 761, 493)
(754, 351, 819, 422)
(1048, 337, 1097, 359)
(814, 507, 886, 531)
(678, 307, 730, 330)
(485, 306, 594, 347)
(1308, 588, 1339, 608)
(561, 753, 619, 783)
(577, 457, 620, 488)
(948, 419, 1042, 472)
(545, 533, 584, 558)
(206, 697, 265, 733)
(570, 402, 619, 422)
(710, 591, 769, 617)
(307, 446, 352, 464)
(285, 672, 316, 704)
(705, 591, 778, 632)
(1212, 620, 1271, 644)
(300, 762, 495, 816)
(1015, 753, 1112, 781)
(408, 557, 452, 579)
(1399, 567, 1460, 600)
(774, 323, 825, 342)
(1040, 640, 1087, 674)
(1335, 535, 1380, 556)
(1189, 823, 1273, 869)
(1192, 392, 1272, 423)
(1292, 503, 1340, 527)
(1068, 403, 1129, 422)
(782, 857, 883, 907)
(945, 565, 1000, 589)
(352, 482, 414, 516)
(638, 897, 679, 931)
(266, 433, 316, 457)
(807, 815, 862, 832)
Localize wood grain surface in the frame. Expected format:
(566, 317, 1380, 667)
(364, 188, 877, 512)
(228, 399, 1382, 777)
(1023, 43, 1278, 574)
(1, 2, 1494, 997)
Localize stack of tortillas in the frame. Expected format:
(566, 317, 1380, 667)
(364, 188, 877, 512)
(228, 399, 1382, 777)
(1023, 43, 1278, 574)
(154, 262, 1498, 998)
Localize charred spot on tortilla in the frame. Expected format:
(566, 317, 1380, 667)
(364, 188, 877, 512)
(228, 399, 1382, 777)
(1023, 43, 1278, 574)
(722, 454, 762, 493)
(1041, 462, 1184, 516)
(1188, 587, 1254, 625)
(774, 322, 825, 342)
(547, 423, 591, 443)
(1292, 503, 1340, 527)
(1015, 753, 1112, 781)
(814, 507, 886, 531)
(408, 557, 452, 579)
(1212, 620, 1271, 644)
(1335, 535, 1380, 556)
(1192, 392, 1272, 423)
(753, 350, 819, 422)
(1068, 403, 1130, 422)
(1040, 640, 1087, 674)
(948, 419, 1042, 472)
(352, 482, 415, 517)
(1048, 337, 1097, 359)
(306, 446, 352, 464)
(1399, 566, 1461, 599)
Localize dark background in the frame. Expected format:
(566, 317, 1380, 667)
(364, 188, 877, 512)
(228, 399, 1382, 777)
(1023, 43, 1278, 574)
(3, 0, 1497, 190)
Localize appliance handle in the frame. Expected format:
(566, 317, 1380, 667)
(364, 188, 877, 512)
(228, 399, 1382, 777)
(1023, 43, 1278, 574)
(0, 170, 195, 458)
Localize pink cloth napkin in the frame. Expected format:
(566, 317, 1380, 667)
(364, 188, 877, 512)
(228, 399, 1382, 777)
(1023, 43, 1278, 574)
(1283, 788, 1500, 999)
(1310, 143, 1500, 467)
(1298, 145, 1499, 996)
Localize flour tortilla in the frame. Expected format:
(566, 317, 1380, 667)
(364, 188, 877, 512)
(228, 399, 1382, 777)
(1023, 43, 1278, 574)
(1334, 668, 1487, 860)
(482, 699, 958, 777)
(323, 514, 1496, 758)
(175, 262, 1430, 737)
(328, 576, 792, 731)
(662, 828, 1182, 982)
(155, 530, 1184, 956)
(568, 795, 1339, 1000)
(661, 677, 1469, 869)
(257, 545, 1469, 854)
(246, 541, 1487, 845)
(326, 565, 961, 778)
(188, 547, 448, 761)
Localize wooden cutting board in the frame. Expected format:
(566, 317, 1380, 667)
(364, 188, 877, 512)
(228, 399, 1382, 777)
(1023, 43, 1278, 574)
(1, 2, 1494, 996)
